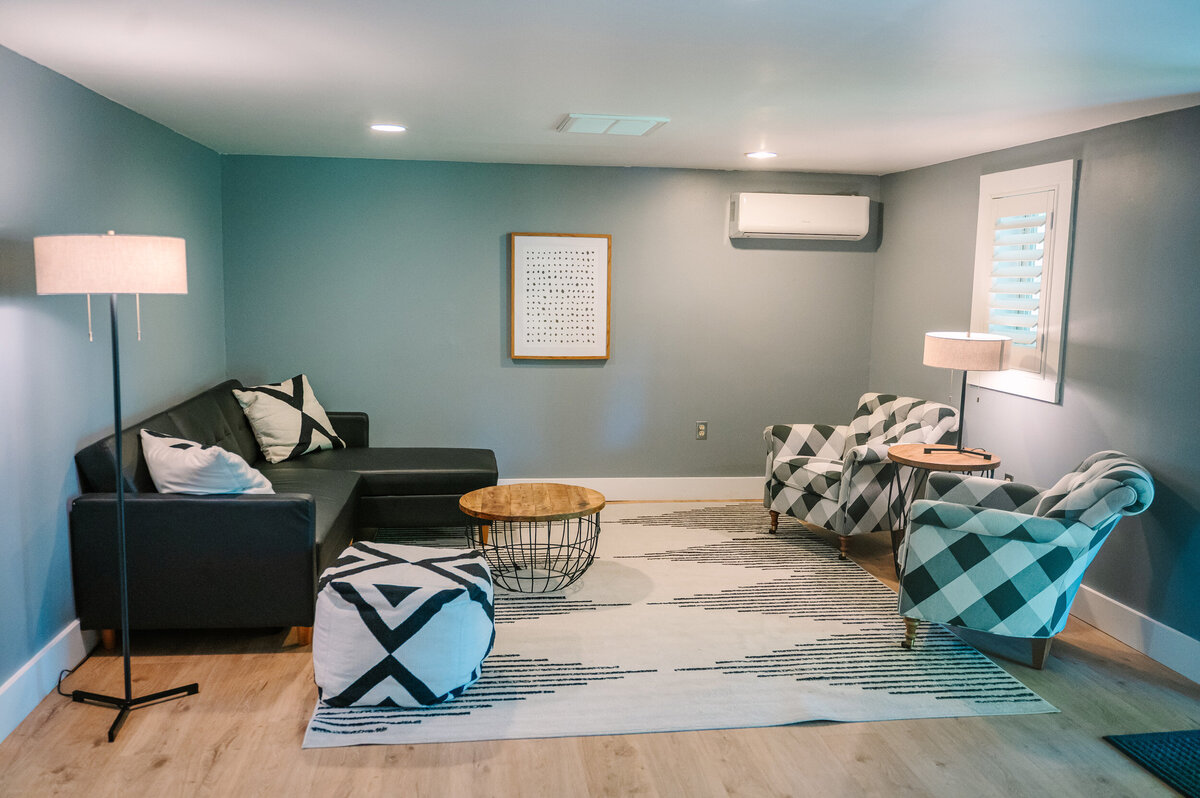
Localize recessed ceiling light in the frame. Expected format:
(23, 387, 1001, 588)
(746, 151, 778, 160)
(370, 124, 407, 133)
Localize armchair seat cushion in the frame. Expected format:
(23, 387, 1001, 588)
(772, 457, 843, 500)
(260, 447, 498, 497)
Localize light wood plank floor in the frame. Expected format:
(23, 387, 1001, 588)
(3, 516, 1197, 797)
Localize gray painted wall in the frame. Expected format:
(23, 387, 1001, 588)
(222, 158, 880, 477)
(869, 106, 1200, 639)
(0, 47, 226, 684)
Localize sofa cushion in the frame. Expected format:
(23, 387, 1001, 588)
(233, 374, 346, 463)
(265, 468, 362, 548)
(261, 447, 499, 497)
(139, 429, 273, 495)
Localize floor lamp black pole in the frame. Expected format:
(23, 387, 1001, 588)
(925, 368, 992, 460)
(70, 293, 198, 742)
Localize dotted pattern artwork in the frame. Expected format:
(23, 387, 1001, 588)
(519, 249, 600, 346)
(511, 234, 609, 359)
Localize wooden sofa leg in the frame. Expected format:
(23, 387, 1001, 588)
(294, 626, 313, 647)
(838, 536, 850, 559)
(1031, 637, 1053, 669)
(100, 629, 117, 650)
(901, 618, 919, 649)
(768, 511, 779, 533)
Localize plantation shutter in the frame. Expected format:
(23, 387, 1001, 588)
(985, 189, 1055, 374)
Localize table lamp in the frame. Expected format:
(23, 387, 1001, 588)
(922, 331, 1011, 460)
(35, 231, 198, 742)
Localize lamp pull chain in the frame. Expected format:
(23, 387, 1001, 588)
(136, 294, 142, 341)
(86, 294, 94, 342)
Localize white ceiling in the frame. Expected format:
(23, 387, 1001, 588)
(3, 0, 1199, 175)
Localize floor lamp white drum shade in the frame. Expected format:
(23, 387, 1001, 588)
(34, 233, 187, 295)
(923, 331, 1011, 372)
(922, 331, 1011, 460)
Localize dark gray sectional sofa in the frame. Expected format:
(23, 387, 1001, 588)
(70, 379, 497, 638)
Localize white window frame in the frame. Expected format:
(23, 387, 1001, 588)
(969, 160, 1077, 404)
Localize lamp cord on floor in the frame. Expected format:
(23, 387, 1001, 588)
(56, 667, 77, 697)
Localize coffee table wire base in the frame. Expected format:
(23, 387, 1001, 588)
(469, 515, 600, 592)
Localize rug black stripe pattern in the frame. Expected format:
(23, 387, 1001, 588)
(305, 503, 1055, 747)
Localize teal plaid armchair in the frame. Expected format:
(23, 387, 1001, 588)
(896, 450, 1153, 668)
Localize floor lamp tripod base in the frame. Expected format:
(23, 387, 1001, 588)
(72, 682, 199, 743)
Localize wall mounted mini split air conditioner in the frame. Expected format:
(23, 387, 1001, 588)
(729, 193, 871, 240)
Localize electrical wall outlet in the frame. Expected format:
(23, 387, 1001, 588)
(695, 421, 708, 440)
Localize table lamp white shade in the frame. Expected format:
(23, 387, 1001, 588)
(34, 233, 187, 295)
(923, 331, 1010, 372)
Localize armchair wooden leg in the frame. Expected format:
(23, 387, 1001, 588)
(294, 626, 313, 647)
(1031, 637, 1053, 669)
(901, 617, 920, 649)
(768, 511, 779, 533)
(100, 629, 116, 650)
(838, 536, 850, 559)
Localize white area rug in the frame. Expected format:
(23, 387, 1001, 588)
(303, 503, 1055, 747)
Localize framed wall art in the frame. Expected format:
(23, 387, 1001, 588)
(510, 233, 611, 360)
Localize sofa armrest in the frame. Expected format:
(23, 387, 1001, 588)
(70, 492, 319, 630)
(328, 412, 369, 448)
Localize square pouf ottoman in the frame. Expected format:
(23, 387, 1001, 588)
(313, 541, 494, 708)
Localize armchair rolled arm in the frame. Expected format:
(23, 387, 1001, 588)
(925, 473, 1042, 511)
(764, 423, 848, 461)
(908, 499, 1094, 547)
(844, 442, 891, 465)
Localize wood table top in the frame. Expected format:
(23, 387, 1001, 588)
(459, 482, 607, 522)
(887, 443, 1000, 472)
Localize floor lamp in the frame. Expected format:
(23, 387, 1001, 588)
(34, 231, 199, 742)
(922, 331, 1011, 460)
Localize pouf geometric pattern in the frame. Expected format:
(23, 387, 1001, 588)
(314, 541, 494, 708)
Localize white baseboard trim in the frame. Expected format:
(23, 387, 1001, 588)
(1072, 585, 1200, 685)
(0, 621, 93, 743)
(497, 476, 762, 502)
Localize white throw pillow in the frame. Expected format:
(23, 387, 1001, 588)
(232, 374, 346, 463)
(139, 429, 274, 495)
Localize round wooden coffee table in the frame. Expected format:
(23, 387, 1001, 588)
(459, 483, 606, 592)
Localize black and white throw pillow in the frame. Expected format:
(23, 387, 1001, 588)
(139, 429, 274, 495)
(232, 374, 346, 463)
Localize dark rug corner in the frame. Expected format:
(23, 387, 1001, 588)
(1104, 729, 1200, 797)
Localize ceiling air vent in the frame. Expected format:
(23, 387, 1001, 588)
(556, 114, 669, 136)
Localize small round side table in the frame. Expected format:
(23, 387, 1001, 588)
(886, 444, 1000, 574)
(459, 482, 606, 593)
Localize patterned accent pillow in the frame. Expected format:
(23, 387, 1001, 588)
(232, 374, 346, 463)
(139, 429, 274, 495)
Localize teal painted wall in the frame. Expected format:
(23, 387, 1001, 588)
(222, 157, 880, 478)
(869, 106, 1200, 639)
(0, 46, 226, 685)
